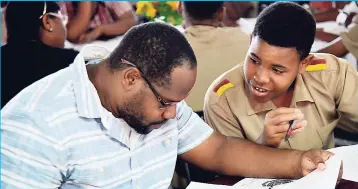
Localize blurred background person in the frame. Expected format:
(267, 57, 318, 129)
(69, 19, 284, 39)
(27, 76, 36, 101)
(317, 15, 358, 67)
(179, 1, 249, 114)
(308, 2, 350, 23)
(223, 2, 256, 27)
(1, 1, 79, 108)
(315, 2, 358, 42)
(58, 2, 136, 44)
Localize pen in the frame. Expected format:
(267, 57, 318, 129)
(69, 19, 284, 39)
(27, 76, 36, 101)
(285, 120, 295, 141)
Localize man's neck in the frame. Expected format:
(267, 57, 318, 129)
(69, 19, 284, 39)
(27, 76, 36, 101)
(86, 62, 113, 112)
(184, 18, 221, 28)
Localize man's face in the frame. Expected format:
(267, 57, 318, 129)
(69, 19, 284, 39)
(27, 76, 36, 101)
(244, 36, 303, 103)
(115, 65, 197, 134)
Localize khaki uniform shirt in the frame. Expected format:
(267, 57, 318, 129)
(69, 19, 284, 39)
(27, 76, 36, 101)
(204, 53, 358, 150)
(184, 26, 249, 112)
(341, 16, 358, 60)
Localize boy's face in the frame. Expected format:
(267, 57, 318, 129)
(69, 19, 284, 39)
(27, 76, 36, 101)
(243, 36, 308, 103)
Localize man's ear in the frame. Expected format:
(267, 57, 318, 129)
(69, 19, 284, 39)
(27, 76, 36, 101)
(122, 68, 142, 91)
(298, 55, 314, 74)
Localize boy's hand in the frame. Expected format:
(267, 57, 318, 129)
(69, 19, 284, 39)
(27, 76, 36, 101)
(257, 108, 307, 147)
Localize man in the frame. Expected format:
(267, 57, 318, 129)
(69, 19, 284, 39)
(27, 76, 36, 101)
(180, 2, 249, 112)
(2, 22, 333, 188)
(204, 2, 358, 150)
(58, 2, 136, 43)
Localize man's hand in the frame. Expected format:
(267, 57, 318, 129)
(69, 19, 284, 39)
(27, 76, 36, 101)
(299, 149, 334, 177)
(78, 27, 102, 44)
(300, 150, 343, 185)
(257, 108, 307, 147)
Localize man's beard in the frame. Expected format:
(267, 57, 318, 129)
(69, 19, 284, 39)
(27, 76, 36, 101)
(118, 107, 153, 134)
(117, 95, 166, 135)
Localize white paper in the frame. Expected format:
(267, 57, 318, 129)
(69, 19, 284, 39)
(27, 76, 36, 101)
(187, 182, 234, 189)
(275, 155, 342, 189)
(328, 144, 358, 182)
(316, 21, 347, 35)
(233, 178, 289, 189)
(233, 155, 342, 189)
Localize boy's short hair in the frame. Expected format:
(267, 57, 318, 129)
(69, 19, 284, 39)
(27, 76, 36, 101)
(253, 2, 316, 60)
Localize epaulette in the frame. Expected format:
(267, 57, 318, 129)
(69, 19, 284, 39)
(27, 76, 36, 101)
(306, 58, 327, 72)
(213, 79, 234, 96)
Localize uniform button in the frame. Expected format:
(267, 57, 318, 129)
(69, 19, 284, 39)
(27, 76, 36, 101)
(164, 138, 171, 145)
(99, 167, 104, 173)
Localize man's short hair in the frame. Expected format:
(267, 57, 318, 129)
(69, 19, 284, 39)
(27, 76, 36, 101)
(252, 2, 316, 60)
(108, 22, 197, 88)
(183, 2, 224, 20)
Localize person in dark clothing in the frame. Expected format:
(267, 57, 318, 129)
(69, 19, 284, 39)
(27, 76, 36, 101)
(1, 1, 79, 108)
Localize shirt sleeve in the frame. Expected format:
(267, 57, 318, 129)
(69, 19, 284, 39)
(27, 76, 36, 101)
(1, 110, 66, 189)
(57, 2, 68, 17)
(333, 59, 358, 132)
(204, 91, 245, 138)
(104, 2, 133, 18)
(176, 101, 213, 155)
(340, 24, 358, 60)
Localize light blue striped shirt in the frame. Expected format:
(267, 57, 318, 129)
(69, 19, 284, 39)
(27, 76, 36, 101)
(1, 45, 213, 189)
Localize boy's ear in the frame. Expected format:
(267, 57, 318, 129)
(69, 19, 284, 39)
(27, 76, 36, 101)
(299, 55, 314, 74)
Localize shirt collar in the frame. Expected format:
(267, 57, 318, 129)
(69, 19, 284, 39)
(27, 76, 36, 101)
(70, 45, 111, 119)
(184, 25, 220, 41)
(70, 45, 135, 146)
(246, 73, 314, 116)
(291, 73, 314, 103)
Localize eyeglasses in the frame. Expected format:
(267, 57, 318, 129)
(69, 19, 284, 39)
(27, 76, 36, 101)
(120, 58, 179, 109)
(39, 2, 68, 24)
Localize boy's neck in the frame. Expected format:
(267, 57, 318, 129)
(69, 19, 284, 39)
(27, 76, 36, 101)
(184, 18, 221, 28)
(272, 87, 295, 108)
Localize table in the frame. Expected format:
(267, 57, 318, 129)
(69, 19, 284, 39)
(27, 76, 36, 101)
(209, 176, 358, 189)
